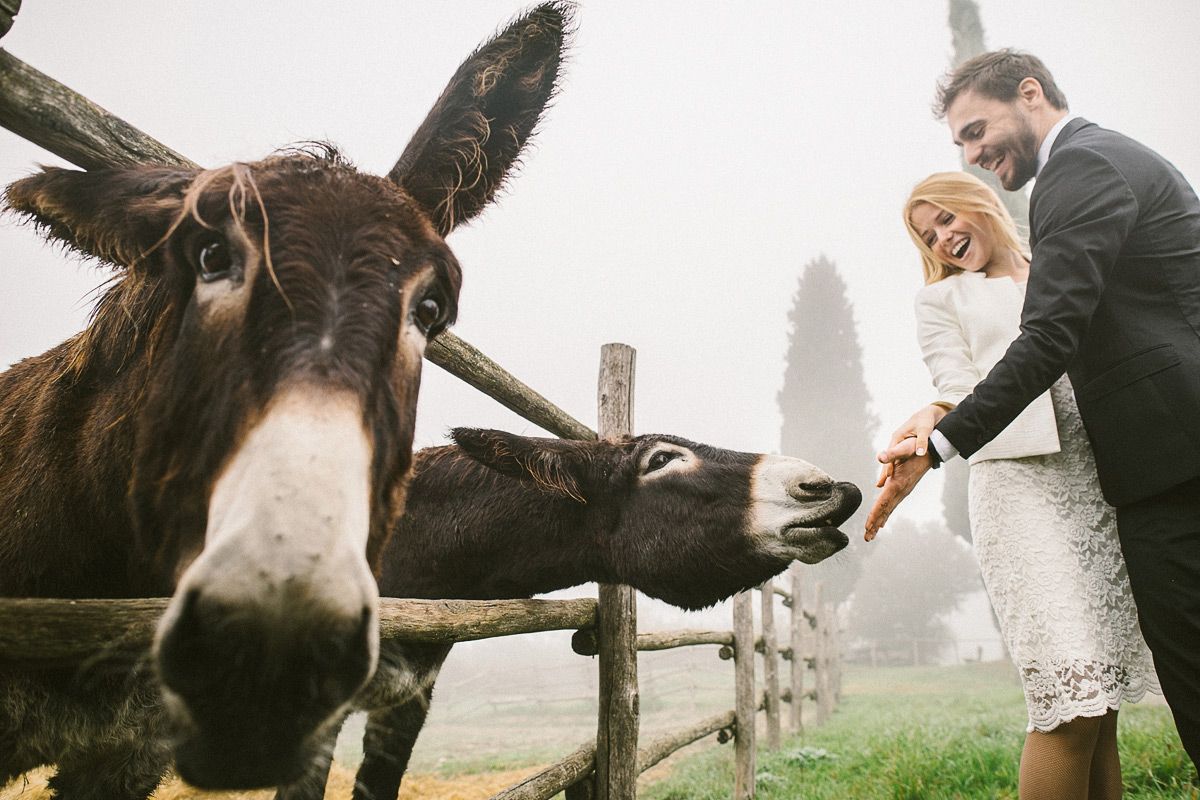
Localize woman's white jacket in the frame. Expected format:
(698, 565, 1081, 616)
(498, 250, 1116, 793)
(914, 270, 1061, 465)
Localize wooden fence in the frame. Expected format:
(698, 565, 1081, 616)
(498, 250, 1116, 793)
(0, 14, 842, 798)
(567, 572, 841, 800)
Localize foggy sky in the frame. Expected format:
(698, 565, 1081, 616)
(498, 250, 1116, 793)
(2, 2, 1198, 624)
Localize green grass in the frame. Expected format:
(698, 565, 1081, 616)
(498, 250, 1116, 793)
(642, 662, 1197, 800)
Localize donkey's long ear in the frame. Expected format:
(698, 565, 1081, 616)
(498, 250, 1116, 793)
(452, 427, 586, 502)
(388, 2, 570, 236)
(4, 166, 197, 269)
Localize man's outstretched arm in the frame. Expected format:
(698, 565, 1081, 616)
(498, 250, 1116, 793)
(939, 147, 1136, 457)
(866, 145, 1136, 539)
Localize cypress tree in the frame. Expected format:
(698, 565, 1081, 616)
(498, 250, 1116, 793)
(940, 0, 1032, 544)
(778, 255, 877, 603)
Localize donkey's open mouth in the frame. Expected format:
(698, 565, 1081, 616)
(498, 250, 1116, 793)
(781, 525, 851, 563)
(777, 480, 860, 563)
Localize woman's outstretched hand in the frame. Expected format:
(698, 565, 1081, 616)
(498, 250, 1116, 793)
(865, 452, 934, 540)
(864, 404, 951, 541)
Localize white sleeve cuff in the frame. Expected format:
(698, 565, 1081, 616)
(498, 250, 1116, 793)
(930, 429, 959, 462)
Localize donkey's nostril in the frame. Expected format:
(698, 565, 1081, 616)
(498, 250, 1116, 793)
(792, 480, 833, 500)
(178, 587, 202, 624)
(158, 588, 229, 696)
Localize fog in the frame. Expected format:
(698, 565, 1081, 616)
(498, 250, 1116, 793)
(2, 1, 1197, 722)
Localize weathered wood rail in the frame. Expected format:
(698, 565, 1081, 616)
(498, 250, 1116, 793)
(0, 24, 844, 800)
(0, 47, 595, 443)
(0, 598, 597, 665)
(570, 628, 734, 656)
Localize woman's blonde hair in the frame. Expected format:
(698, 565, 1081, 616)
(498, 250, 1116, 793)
(903, 171, 1027, 284)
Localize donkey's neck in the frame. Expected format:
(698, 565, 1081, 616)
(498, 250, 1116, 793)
(379, 447, 602, 599)
(0, 279, 173, 597)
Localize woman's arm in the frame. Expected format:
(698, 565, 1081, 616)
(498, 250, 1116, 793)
(914, 284, 979, 404)
(864, 285, 978, 541)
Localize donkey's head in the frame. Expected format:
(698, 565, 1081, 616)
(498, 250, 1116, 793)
(451, 429, 860, 610)
(3, 3, 568, 789)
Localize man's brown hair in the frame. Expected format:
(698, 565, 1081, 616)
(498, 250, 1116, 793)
(934, 49, 1069, 119)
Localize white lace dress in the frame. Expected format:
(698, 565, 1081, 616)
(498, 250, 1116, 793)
(970, 376, 1160, 732)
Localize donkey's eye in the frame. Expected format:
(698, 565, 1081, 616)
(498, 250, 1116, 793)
(194, 237, 234, 283)
(414, 296, 446, 337)
(645, 450, 681, 474)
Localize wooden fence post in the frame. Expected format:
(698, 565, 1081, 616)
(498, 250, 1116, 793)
(821, 601, 836, 723)
(788, 566, 804, 733)
(831, 611, 844, 704)
(732, 590, 756, 800)
(812, 582, 831, 726)
(594, 344, 638, 800)
(759, 580, 781, 750)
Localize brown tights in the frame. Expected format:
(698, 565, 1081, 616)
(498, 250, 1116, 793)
(1019, 710, 1122, 799)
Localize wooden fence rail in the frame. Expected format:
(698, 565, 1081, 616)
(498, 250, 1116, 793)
(0, 597, 598, 664)
(0, 31, 846, 800)
(0, 48, 596, 447)
(489, 709, 741, 800)
(426, 333, 596, 442)
(570, 628, 734, 656)
(0, 586, 842, 798)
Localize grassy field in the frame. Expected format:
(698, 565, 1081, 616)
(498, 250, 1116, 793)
(4, 656, 1194, 799)
(643, 661, 1197, 800)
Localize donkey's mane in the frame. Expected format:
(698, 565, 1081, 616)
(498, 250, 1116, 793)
(60, 269, 176, 385)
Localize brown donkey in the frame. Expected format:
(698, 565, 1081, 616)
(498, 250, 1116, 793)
(0, 4, 569, 795)
(316, 428, 861, 800)
(2, 427, 859, 800)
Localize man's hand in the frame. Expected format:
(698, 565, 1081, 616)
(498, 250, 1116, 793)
(865, 452, 934, 541)
(874, 435, 922, 488)
(876, 404, 950, 466)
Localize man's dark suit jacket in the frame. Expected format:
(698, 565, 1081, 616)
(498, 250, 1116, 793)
(937, 117, 1200, 507)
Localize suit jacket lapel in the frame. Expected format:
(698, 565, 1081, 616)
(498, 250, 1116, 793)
(1048, 117, 1091, 159)
(1030, 117, 1093, 246)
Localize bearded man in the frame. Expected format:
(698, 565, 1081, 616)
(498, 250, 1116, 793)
(867, 49, 1200, 769)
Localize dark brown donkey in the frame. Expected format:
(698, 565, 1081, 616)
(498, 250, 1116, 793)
(282, 428, 861, 800)
(0, 4, 568, 795)
(1, 427, 859, 800)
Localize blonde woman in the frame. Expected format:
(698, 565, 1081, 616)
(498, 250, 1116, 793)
(900, 171, 1158, 799)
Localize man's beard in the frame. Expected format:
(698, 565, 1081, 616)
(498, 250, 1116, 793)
(994, 116, 1040, 191)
